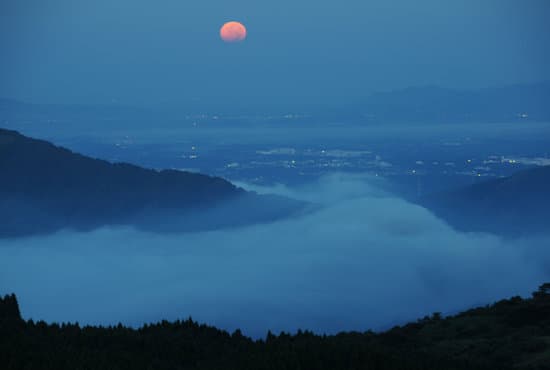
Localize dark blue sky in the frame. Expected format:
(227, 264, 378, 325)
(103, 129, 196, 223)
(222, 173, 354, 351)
(1, 0, 549, 109)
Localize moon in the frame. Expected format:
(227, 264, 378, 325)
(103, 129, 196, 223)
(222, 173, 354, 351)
(220, 21, 247, 43)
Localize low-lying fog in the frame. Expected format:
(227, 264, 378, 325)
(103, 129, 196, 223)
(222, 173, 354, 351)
(1, 174, 549, 337)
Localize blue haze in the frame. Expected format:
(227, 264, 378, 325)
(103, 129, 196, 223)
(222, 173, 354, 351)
(1, 0, 549, 110)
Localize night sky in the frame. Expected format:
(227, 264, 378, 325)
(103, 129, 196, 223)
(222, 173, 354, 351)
(1, 0, 549, 109)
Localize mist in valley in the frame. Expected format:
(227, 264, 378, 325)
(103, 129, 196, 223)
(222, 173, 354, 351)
(2, 174, 548, 337)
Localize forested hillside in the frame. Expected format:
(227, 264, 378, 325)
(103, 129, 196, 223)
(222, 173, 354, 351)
(2, 284, 549, 370)
(0, 128, 304, 237)
(420, 165, 550, 236)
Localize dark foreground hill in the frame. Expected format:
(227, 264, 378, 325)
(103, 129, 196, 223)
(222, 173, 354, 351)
(419, 165, 550, 236)
(0, 128, 305, 237)
(1, 284, 549, 370)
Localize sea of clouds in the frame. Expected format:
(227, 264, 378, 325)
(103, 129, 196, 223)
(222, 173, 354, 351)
(1, 173, 549, 337)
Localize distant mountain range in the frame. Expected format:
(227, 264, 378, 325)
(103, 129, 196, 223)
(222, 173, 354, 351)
(2, 82, 549, 124)
(0, 128, 305, 237)
(299, 82, 550, 123)
(360, 82, 550, 123)
(419, 165, 550, 236)
(0, 98, 151, 122)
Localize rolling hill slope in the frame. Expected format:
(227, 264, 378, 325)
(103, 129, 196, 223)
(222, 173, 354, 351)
(0, 128, 304, 237)
(420, 165, 550, 236)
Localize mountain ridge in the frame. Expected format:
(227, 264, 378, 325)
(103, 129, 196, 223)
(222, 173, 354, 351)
(0, 128, 304, 237)
(2, 284, 549, 369)
(419, 165, 550, 236)
(2, 82, 550, 123)
(360, 82, 550, 123)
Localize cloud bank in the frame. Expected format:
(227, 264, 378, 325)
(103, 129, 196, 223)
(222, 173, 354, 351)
(1, 174, 549, 337)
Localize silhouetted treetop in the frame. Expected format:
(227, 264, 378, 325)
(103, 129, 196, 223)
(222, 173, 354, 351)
(1, 284, 550, 370)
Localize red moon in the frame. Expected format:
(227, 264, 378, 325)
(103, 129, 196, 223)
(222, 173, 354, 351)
(220, 21, 247, 43)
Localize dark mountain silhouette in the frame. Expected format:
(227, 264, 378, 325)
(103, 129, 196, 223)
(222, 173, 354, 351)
(0, 128, 305, 237)
(1, 284, 550, 370)
(419, 165, 550, 236)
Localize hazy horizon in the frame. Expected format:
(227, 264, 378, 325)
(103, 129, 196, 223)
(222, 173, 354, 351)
(2, 0, 549, 111)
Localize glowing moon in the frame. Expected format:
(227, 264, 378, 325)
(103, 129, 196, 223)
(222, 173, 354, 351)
(220, 21, 247, 43)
